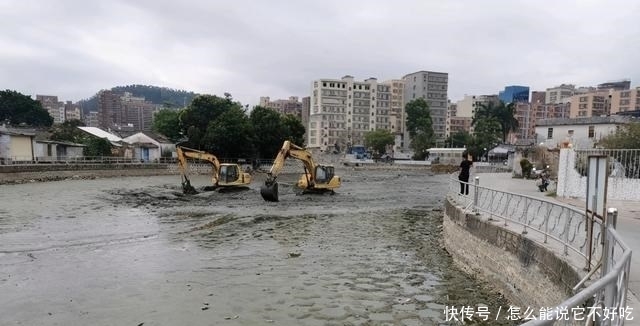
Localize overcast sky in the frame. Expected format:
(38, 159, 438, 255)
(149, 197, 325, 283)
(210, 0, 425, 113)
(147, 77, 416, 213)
(1, 0, 638, 106)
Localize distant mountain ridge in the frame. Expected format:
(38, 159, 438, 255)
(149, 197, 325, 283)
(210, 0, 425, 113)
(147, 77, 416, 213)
(78, 84, 200, 114)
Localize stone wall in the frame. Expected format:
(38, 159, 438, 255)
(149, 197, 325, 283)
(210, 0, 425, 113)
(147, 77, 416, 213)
(443, 197, 581, 310)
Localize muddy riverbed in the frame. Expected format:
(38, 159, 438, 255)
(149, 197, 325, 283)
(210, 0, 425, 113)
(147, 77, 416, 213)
(0, 168, 517, 325)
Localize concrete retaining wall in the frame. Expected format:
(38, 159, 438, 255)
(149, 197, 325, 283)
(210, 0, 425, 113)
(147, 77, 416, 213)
(443, 197, 581, 309)
(0, 164, 186, 185)
(0, 167, 178, 184)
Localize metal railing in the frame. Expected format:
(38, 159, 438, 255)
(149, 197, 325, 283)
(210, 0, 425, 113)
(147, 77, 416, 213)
(575, 149, 640, 179)
(448, 174, 632, 325)
(523, 209, 632, 326)
(449, 175, 601, 270)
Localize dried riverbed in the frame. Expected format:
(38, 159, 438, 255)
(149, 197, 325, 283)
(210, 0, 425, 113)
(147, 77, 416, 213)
(0, 168, 517, 325)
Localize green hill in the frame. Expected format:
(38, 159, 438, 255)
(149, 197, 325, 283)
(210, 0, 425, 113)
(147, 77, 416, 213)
(78, 85, 199, 114)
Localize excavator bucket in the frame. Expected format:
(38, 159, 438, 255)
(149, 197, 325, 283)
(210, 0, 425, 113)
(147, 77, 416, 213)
(260, 182, 279, 202)
(182, 179, 198, 195)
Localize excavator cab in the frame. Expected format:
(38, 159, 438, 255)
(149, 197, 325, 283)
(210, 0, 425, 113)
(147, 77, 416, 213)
(314, 165, 334, 183)
(219, 164, 240, 184)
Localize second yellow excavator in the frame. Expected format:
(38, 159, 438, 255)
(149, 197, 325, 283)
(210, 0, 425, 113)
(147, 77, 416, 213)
(176, 145, 251, 194)
(260, 140, 341, 202)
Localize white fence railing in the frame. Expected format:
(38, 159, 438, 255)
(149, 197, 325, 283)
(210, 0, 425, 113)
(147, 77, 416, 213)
(449, 174, 632, 325)
(575, 149, 640, 179)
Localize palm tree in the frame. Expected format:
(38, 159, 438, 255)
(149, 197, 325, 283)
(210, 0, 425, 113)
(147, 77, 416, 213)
(495, 102, 519, 143)
(472, 101, 519, 144)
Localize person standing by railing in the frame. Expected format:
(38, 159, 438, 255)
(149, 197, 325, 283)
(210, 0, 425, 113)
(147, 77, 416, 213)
(458, 151, 473, 195)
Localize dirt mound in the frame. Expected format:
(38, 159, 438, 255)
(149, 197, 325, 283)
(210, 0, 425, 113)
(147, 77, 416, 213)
(429, 164, 458, 174)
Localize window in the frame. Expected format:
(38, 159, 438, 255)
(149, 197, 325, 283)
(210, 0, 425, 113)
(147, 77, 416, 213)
(568, 130, 574, 136)
(547, 127, 553, 139)
(588, 126, 595, 138)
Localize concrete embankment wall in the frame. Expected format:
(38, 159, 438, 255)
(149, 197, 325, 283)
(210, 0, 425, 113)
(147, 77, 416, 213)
(0, 164, 177, 184)
(443, 197, 581, 309)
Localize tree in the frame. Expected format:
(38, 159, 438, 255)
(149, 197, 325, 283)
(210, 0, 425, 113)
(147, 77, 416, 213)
(444, 131, 472, 148)
(249, 106, 285, 158)
(152, 109, 182, 142)
(0, 90, 53, 127)
(202, 106, 255, 158)
(50, 119, 86, 143)
(364, 129, 394, 157)
(599, 122, 640, 149)
(179, 94, 237, 148)
(83, 138, 112, 157)
(472, 101, 518, 144)
(405, 98, 435, 159)
(495, 102, 519, 143)
(281, 114, 305, 146)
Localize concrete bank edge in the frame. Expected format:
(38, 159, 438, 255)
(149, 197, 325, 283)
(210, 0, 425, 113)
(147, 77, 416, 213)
(443, 196, 581, 310)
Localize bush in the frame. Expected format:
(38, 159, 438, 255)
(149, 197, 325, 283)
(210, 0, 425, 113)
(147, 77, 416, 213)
(520, 158, 533, 179)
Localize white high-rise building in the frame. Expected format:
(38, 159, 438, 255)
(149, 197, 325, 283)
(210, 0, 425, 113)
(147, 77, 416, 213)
(308, 76, 395, 152)
(402, 71, 449, 145)
(36, 95, 64, 124)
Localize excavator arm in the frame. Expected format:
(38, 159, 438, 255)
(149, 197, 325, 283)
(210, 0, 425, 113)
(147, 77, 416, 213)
(176, 146, 221, 194)
(265, 141, 317, 186)
(261, 140, 340, 202)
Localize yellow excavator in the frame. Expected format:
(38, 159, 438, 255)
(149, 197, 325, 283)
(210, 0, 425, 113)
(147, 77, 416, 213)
(260, 140, 341, 202)
(176, 145, 251, 194)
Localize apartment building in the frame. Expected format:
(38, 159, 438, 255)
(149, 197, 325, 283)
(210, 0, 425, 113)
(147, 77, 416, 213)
(598, 80, 630, 91)
(259, 96, 302, 117)
(610, 87, 640, 114)
(569, 91, 610, 118)
(64, 101, 82, 121)
(121, 92, 156, 131)
(387, 79, 405, 148)
(446, 94, 500, 138)
(531, 91, 546, 105)
(534, 102, 570, 120)
(545, 84, 576, 104)
(445, 101, 472, 137)
(301, 96, 310, 140)
(98, 91, 157, 131)
(84, 111, 99, 128)
(402, 71, 448, 143)
(513, 102, 534, 142)
(98, 90, 122, 130)
(36, 95, 64, 124)
(308, 76, 395, 151)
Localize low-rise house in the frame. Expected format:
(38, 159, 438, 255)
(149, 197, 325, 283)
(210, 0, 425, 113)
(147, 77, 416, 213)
(34, 140, 85, 162)
(122, 131, 175, 162)
(536, 116, 637, 149)
(0, 125, 36, 163)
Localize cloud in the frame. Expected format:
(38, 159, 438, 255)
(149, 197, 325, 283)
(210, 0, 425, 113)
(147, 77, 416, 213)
(0, 0, 638, 106)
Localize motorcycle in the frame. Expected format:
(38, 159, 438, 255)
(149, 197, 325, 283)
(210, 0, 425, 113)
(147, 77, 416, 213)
(536, 172, 550, 192)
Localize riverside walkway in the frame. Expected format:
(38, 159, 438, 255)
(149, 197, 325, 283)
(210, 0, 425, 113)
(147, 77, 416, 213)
(475, 172, 640, 315)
